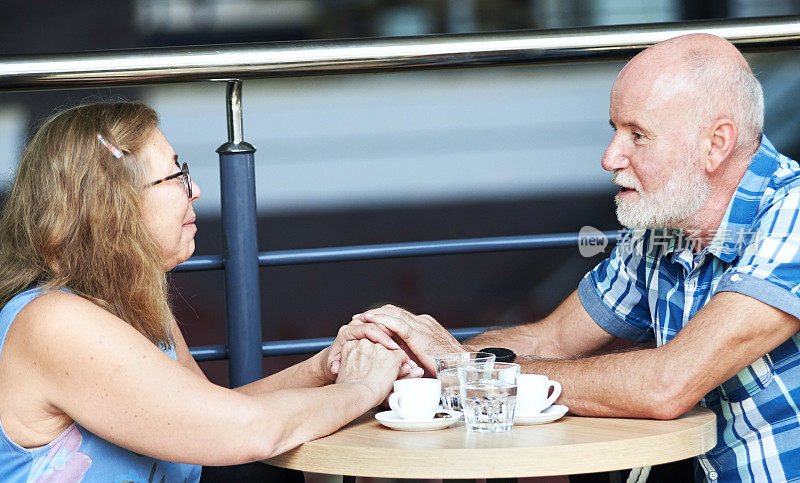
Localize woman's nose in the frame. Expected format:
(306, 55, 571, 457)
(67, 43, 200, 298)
(190, 180, 201, 201)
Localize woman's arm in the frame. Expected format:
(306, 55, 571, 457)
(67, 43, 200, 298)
(170, 317, 417, 395)
(10, 291, 402, 466)
(169, 317, 332, 391)
(170, 319, 208, 380)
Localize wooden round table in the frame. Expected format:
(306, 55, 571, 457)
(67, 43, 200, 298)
(265, 406, 716, 479)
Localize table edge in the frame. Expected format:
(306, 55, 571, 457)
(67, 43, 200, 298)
(264, 406, 717, 478)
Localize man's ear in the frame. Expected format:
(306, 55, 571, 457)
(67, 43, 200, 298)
(704, 119, 737, 174)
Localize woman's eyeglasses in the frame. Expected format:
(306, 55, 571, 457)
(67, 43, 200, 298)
(148, 158, 192, 198)
(95, 133, 192, 198)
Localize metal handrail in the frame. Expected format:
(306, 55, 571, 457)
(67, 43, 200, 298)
(1, 16, 799, 91)
(175, 232, 623, 272)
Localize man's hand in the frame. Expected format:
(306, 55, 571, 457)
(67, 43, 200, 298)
(325, 319, 423, 380)
(354, 304, 464, 373)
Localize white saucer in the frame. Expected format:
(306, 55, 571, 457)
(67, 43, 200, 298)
(514, 405, 569, 425)
(375, 410, 461, 431)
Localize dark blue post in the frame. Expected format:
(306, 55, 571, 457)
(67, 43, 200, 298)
(217, 80, 263, 387)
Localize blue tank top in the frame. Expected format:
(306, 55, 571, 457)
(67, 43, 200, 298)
(0, 288, 201, 482)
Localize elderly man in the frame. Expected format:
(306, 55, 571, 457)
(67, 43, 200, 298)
(351, 34, 800, 481)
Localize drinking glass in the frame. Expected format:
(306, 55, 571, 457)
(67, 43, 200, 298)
(457, 362, 520, 432)
(433, 352, 496, 411)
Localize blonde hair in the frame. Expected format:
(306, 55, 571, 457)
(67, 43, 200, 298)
(0, 101, 174, 347)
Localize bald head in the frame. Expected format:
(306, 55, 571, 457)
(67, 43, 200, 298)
(616, 34, 764, 156)
(635, 33, 751, 73)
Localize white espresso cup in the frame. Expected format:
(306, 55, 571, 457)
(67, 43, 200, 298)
(516, 374, 561, 416)
(388, 378, 442, 420)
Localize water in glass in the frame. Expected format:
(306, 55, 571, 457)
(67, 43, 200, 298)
(438, 367, 460, 410)
(461, 379, 517, 432)
(434, 352, 495, 411)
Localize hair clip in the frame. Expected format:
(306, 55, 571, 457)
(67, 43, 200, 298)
(96, 132, 123, 159)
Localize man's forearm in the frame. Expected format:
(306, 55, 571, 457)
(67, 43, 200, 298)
(464, 320, 602, 360)
(466, 325, 675, 418)
(463, 324, 548, 356)
(465, 290, 615, 360)
(516, 347, 682, 419)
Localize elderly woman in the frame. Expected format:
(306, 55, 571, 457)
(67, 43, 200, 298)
(0, 101, 419, 481)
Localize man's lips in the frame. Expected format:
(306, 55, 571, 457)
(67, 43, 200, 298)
(615, 186, 639, 199)
(612, 171, 639, 194)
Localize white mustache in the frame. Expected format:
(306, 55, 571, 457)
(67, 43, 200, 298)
(612, 171, 641, 191)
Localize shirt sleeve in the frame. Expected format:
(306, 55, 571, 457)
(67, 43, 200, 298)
(714, 188, 800, 320)
(578, 230, 655, 343)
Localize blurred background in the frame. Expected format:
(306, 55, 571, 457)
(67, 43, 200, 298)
(1, 0, 799, 392)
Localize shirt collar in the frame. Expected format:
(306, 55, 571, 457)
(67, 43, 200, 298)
(706, 136, 779, 262)
(658, 137, 779, 263)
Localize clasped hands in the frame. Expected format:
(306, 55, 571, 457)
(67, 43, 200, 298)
(327, 304, 464, 380)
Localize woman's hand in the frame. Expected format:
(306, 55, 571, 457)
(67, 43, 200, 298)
(335, 339, 405, 406)
(325, 319, 423, 381)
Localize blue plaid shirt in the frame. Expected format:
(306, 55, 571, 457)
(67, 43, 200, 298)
(578, 137, 800, 482)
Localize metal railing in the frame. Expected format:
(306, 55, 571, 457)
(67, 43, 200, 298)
(3, 16, 799, 386)
(1, 16, 799, 90)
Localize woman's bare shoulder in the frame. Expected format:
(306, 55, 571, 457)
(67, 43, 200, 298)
(8, 289, 161, 375)
(14, 290, 123, 335)
(20, 289, 101, 313)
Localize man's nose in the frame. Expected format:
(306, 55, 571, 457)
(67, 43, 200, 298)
(601, 136, 630, 172)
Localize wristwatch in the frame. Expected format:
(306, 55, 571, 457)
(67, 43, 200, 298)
(479, 347, 517, 363)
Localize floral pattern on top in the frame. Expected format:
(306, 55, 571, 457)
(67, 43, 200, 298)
(27, 425, 92, 482)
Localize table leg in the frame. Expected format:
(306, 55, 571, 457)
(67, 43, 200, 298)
(343, 476, 356, 483)
(608, 471, 624, 483)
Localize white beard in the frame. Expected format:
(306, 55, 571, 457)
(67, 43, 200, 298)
(613, 154, 710, 229)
